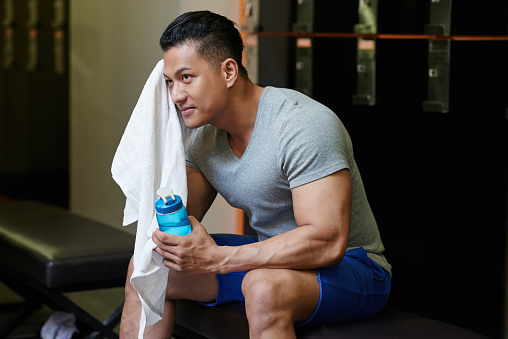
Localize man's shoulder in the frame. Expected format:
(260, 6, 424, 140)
(263, 86, 308, 105)
(264, 87, 335, 115)
(261, 87, 339, 129)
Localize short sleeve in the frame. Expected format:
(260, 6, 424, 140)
(278, 107, 353, 189)
(185, 128, 200, 171)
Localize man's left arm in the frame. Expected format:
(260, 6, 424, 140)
(153, 169, 351, 273)
(217, 168, 351, 272)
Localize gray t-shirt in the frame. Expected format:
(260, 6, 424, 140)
(186, 87, 391, 274)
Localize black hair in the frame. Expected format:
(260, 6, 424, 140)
(160, 11, 248, 78)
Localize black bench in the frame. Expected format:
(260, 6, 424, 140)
(0, 201, 135, 338)
(0, 201, 490, 339)
(173, 299, 489, 339)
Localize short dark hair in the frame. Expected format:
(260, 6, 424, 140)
(160, 11, 248, 78)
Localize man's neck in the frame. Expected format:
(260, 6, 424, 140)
(220, 78, 264, 159)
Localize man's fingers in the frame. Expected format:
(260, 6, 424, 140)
(154, 246, 181, 267)
(152, 228, 180, 247)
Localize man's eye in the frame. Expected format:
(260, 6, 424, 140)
(183, 74, 191, 80)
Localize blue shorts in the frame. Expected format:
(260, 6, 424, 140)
(200, 234, 391, 326)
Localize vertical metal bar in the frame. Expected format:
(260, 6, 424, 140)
(353, 0, 378, 106)
(88, 303, 124, 339)
(241, 0, 259, 84)
(53, 29, 65, 74)
(51, 0, 66, 28)
(293, 0, 314, 97)
(45, 289, 119, 338)
(0, 300, 42, 338)
(423, 0, 452, 113)
(2, 0, 15, 69)
(26, 0, 38, 28)
(2, 0, 14, 27)
(25, 0, 39, 72)
(2, 27, 14, 68)
(51, 0, 67, 74)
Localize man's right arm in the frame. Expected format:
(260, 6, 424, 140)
(186, 166, 217, 222)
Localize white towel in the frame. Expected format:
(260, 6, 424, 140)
(111, 59, 195, 338)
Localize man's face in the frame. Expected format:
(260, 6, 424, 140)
(163, 43, 229, 129)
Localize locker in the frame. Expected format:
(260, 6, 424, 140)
(0, 0, 69, 207)
(254, 1, 508, 337)
(242, 0, 294, 88)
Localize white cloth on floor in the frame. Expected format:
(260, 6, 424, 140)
(40, 311, 78, 339)
(111, 59, 195, 338)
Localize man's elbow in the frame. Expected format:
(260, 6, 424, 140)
(322, 237, 348, 267)
(325, 250, 345, 267)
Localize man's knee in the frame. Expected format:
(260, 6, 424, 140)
(241, 269, 300, 334)
(242, 269, 320, 326)
(242, 269, 290, 313)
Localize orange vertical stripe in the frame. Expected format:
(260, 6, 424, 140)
(236, 209, 245, 235)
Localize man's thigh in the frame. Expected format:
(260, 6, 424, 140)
(304, 247, 391, 326)
(166, 268, 218, 303)
(166, 233, 259, 304)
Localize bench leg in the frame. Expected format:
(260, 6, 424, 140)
(1, 267, 121, 339)
(45, 290, 120, 339)
(0, 300, 42, 338)
(88, 304, 124, 339)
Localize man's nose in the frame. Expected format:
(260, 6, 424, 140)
(170, 83, 186, 104)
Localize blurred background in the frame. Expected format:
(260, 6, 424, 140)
(0, 0, 240, 233)
(0, 0, 507, 338)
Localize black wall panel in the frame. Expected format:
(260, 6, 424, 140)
(257, 0, 295, 88)
(254, 1, 507, 337)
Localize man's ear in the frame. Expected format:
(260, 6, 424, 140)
(223, 58, 239, 88)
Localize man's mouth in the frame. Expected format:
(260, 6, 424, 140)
(179, 107, 195, 116)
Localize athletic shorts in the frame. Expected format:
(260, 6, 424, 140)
(200, 233, 391, 327)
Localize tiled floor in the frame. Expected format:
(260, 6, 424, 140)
(0, 282, 124, 338)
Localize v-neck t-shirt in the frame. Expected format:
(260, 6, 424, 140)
(186, 86, 391, 274)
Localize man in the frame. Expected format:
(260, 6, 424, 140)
(121, 10, 391, 339)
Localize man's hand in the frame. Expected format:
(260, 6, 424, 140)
(152, 216, 223, 274)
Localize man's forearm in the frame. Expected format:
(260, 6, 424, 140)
(212, 223, 348, 274)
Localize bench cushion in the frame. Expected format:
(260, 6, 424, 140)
(0, 201, 135, 290)
(175, 300, 489, 338)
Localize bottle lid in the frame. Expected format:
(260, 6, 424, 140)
(155, 194, 183, 214)
(157, 187, 175, 204)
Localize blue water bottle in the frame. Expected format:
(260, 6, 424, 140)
(155, 187, 191, 236)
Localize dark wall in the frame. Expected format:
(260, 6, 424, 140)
(255, 1, 507, 337)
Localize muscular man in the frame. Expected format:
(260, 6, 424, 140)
(121, 10, 391, 339)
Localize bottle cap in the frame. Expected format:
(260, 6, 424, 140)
(157, 187, 176, 205)
(155, 194, 183, 214)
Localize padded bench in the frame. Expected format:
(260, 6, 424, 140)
(0, 201, 490, 339)
(174, 299, 490, 339)
(0, 201, 135, 338)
